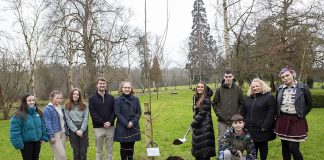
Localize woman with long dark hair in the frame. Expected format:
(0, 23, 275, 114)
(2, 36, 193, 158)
(64, 88, 89, 160)
(191, 82, 216, 160)
(10, 93, 48, 160)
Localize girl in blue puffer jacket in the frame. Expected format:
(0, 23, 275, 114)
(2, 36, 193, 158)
(10, 93, 48, 160)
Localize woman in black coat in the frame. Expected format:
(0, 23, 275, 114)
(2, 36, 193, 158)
(191, 82, 216, 160)
(114, 81, 142, 160)
(241, 78, 276, 160)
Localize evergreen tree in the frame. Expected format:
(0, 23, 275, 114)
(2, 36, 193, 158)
(187, 0, 217, 83)
(136, 35, 150, 91)
(150, 55, 162, 89)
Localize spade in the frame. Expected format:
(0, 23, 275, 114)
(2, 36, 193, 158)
(173, 126, 192, 145)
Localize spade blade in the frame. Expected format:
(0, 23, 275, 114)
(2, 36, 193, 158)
(172, 139, 183, 145)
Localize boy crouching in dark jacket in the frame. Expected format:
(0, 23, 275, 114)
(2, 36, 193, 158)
(219, 114, 256, 160)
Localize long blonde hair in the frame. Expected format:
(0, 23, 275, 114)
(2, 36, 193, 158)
(247, 78, 271, 96)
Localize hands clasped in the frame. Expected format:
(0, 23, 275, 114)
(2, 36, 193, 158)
(104, 121, 111, 128)
(76, 130, 83, 137)
(127, 121, 133, 128)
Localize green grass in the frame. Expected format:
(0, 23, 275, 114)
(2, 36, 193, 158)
(1, 88, 324, 159)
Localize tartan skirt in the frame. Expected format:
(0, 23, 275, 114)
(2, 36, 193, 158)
(274, 114, 308, 142)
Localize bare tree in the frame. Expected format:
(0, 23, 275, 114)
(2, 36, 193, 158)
(251, 0, 324, 88)
(7, 0, 49, 96)
(230, 0, 256, 86)
(46, 0, 131, 96)
(212, 0, 259, 85)
(212, 0, 324, 88)
(0, 47, 26, 119)
(222, 0, 231, 67)
(57, 17, 82, 92)
(150, 55, 162, 99)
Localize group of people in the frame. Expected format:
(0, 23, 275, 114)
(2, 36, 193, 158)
(9, 67, 312, 160)
(190, 68, 312, 160)
(9, 77, 142, 160)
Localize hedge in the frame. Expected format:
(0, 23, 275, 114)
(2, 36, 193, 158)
(311, 95, 324, 108)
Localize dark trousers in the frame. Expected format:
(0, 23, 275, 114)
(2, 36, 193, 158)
(20, 141, 41, 160)
(69, 128, 89, 160)
(195, 157, 210, 160)
(120, 142, 135, 160)
(281, 140, 303, 160)
(254, 141, 269, 160)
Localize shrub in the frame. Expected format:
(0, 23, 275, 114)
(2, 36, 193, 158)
(307, 78, 314, 89)
(311, 95, 324, 108)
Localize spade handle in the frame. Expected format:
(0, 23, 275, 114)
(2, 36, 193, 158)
(182, 126, 192, 139)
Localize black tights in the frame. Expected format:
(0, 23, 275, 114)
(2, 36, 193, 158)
(120, 142, 135, 160)
(254, 141, 269, 160)
(281, 140, 303, 160)
(20, 141, 41, 160)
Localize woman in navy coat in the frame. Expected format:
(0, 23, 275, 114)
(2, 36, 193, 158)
(114, 81, 142, 160)
(241, 78, 276, 160)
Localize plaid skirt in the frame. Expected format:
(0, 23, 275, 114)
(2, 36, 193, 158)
(274, 114, 308, 142)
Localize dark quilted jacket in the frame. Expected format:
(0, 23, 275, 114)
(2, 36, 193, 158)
(241, 92, 276, 142)
(191, 86, 216, 158)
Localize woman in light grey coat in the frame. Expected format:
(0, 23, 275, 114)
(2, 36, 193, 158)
(64, 88, 89, 160)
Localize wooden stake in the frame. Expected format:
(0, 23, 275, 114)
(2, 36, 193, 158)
(144, 102, 154, 160)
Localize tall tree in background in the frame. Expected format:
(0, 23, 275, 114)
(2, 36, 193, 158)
(46, 0, 130, 96)
(222, 0, 231, 67)
(150, 55, 162, 90)
(253, 0, 323, 89)
(0, 47, 26, 119)
(187, 0, 217, 83)
(136, 35, 149, 92)
(230, 0, 256, 87)
(8, 0, 48, 96)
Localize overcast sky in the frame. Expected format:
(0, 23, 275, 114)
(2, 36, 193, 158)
(122, 0, 216, 67)
(0, 0, 216, 67)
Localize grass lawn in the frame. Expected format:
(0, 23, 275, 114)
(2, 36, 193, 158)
(1, 87, 324, 159)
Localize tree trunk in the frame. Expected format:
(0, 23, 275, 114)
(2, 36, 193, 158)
(83, 1, 97, 96)
(84, 46, 97, 95)
(223, 0, 231, 67)
(270, 74, 276, 92)
(299, 49, 306, 82)
(144, 103, 154, 160)
(3, 103, 12, 120)
(31, 65, 36, 96)
(67, 62, 73, 93)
